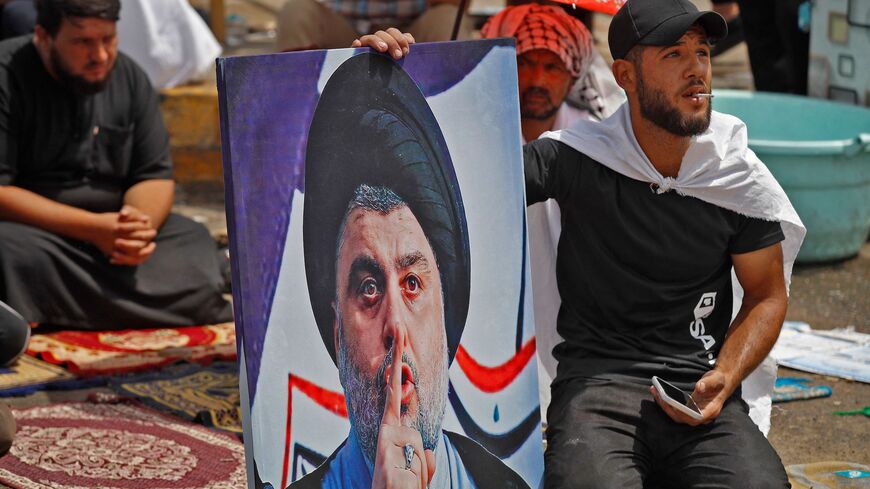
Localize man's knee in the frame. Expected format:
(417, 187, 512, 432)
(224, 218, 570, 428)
(0, 403, 14, 457)
(0, 222, 56, 273)
(0, 301, 29, 366)
(544, 421, 643, 489)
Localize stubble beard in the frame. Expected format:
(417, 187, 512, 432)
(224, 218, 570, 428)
(337, 317, 449, 468)
(637, 76, 712, 137)
(520, 87, 559, 121)
(49, 45, 113, 95)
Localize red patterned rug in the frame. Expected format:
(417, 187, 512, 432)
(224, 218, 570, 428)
(26, 323, 237, 376)
(0, 400, 246, 488)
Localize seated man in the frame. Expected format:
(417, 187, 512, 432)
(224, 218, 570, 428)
(481, 3, 598, 143)
(275, 0, 472, 52)
(0, 0, 233, 330)
(358, 0, 804, 485)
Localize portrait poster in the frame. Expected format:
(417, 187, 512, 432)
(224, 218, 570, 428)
(217, 39, 543, 489)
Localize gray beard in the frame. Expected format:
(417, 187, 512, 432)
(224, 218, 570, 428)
(637, 78, 711, 137)
(337, 320, 449, 468)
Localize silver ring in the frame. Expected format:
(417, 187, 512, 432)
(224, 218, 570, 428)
(403, 443, 414, 470)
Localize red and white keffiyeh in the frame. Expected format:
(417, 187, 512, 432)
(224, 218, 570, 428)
(481, 4, 594, 80)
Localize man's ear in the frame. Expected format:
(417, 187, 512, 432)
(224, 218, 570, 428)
(33, 24, 49, 49)
(612, 59, 637, 94)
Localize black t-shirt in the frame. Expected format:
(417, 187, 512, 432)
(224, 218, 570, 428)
(0, 35, 172, 213)
(524, 138, 784, 389)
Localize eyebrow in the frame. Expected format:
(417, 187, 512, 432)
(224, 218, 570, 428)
(396, 251, 430, 271)
(346, 255, 383, 293)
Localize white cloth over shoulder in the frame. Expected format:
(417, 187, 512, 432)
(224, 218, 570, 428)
(538, 102, 806, 435)
(524, 103, 593, 425)
(118, 0, 222, 89)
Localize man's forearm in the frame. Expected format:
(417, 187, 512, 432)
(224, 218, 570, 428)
(0, 185, 100, 243)
(714, 295, 787, 395)
(123, 179, 174, 229)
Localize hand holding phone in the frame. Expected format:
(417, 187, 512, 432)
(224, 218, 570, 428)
(651, 376, 704, 421)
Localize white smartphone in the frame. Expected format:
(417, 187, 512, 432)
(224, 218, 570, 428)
(651, 376, 704, 420)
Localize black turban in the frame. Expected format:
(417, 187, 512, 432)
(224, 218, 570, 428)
(303, 53, 471, 366)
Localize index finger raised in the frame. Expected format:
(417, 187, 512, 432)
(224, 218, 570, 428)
(382, 329, 405, 426)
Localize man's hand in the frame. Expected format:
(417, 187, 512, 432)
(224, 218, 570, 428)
(110, 205, 157, 265)
(352, 28, 415, 60)
(89, 205, 158, 266)
(372, 334, 435, 489)
(650, 369, 736, 426)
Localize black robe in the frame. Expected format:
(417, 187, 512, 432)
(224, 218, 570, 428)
(0, 35, 232, 329)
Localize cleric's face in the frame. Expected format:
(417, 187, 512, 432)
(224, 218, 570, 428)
(333, 205, 449, 461)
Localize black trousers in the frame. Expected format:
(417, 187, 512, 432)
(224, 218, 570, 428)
(736, 0, 809, 94)
(544, 378, 790, 489)
(0, 299, 28, 366)
(0, 214, 233, 330)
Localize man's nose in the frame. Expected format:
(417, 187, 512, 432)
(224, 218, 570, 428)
(381, 283, 409, 353)
(685, 55, 709, 79)
(92, 43, 109, 64)
(529, 64, 547, 82)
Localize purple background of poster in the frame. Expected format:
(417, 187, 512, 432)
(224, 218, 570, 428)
(217, 40, 512, 401)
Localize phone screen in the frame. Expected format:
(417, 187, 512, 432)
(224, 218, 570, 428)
(657, 378, 701, 414)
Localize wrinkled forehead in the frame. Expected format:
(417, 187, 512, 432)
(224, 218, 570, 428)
(336, 206, 437, 272)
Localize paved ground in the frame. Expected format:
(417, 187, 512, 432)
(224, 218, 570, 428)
(769, 244, 870, 466)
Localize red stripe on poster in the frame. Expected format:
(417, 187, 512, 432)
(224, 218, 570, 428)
(455, 337, 536, 393)
(282, 375, 348, 488)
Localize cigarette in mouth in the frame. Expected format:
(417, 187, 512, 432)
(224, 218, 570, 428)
(695, 93, 714, 98)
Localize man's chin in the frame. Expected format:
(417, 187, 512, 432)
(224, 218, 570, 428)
(69, 77, 111, 95)
(521, 107, 559, 121)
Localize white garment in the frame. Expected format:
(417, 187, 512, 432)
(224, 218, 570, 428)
(524, 103, 592, 424)
(570, 48, 626, 120)
(539, 103, 806, 434)
(118, 0, 222, 89)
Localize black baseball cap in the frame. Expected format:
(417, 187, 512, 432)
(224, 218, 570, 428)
(608, 0, 728, 60)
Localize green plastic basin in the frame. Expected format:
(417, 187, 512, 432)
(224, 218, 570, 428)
(713, 90, 870, 263)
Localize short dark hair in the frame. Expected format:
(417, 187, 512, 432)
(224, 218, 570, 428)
(335, 184, 409, 271)
(624, 45, 644, 69)
(36, 0, 121, 37)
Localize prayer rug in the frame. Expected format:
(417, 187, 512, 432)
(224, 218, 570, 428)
(25, 323, 237, 376)
(787, 461, 870, 489)
(110, 362, 242, 434)
(0, 400, 246, 488)
(0, 355, 77, 397)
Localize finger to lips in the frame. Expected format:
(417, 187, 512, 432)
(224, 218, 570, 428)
(382, 328, 405, 427)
